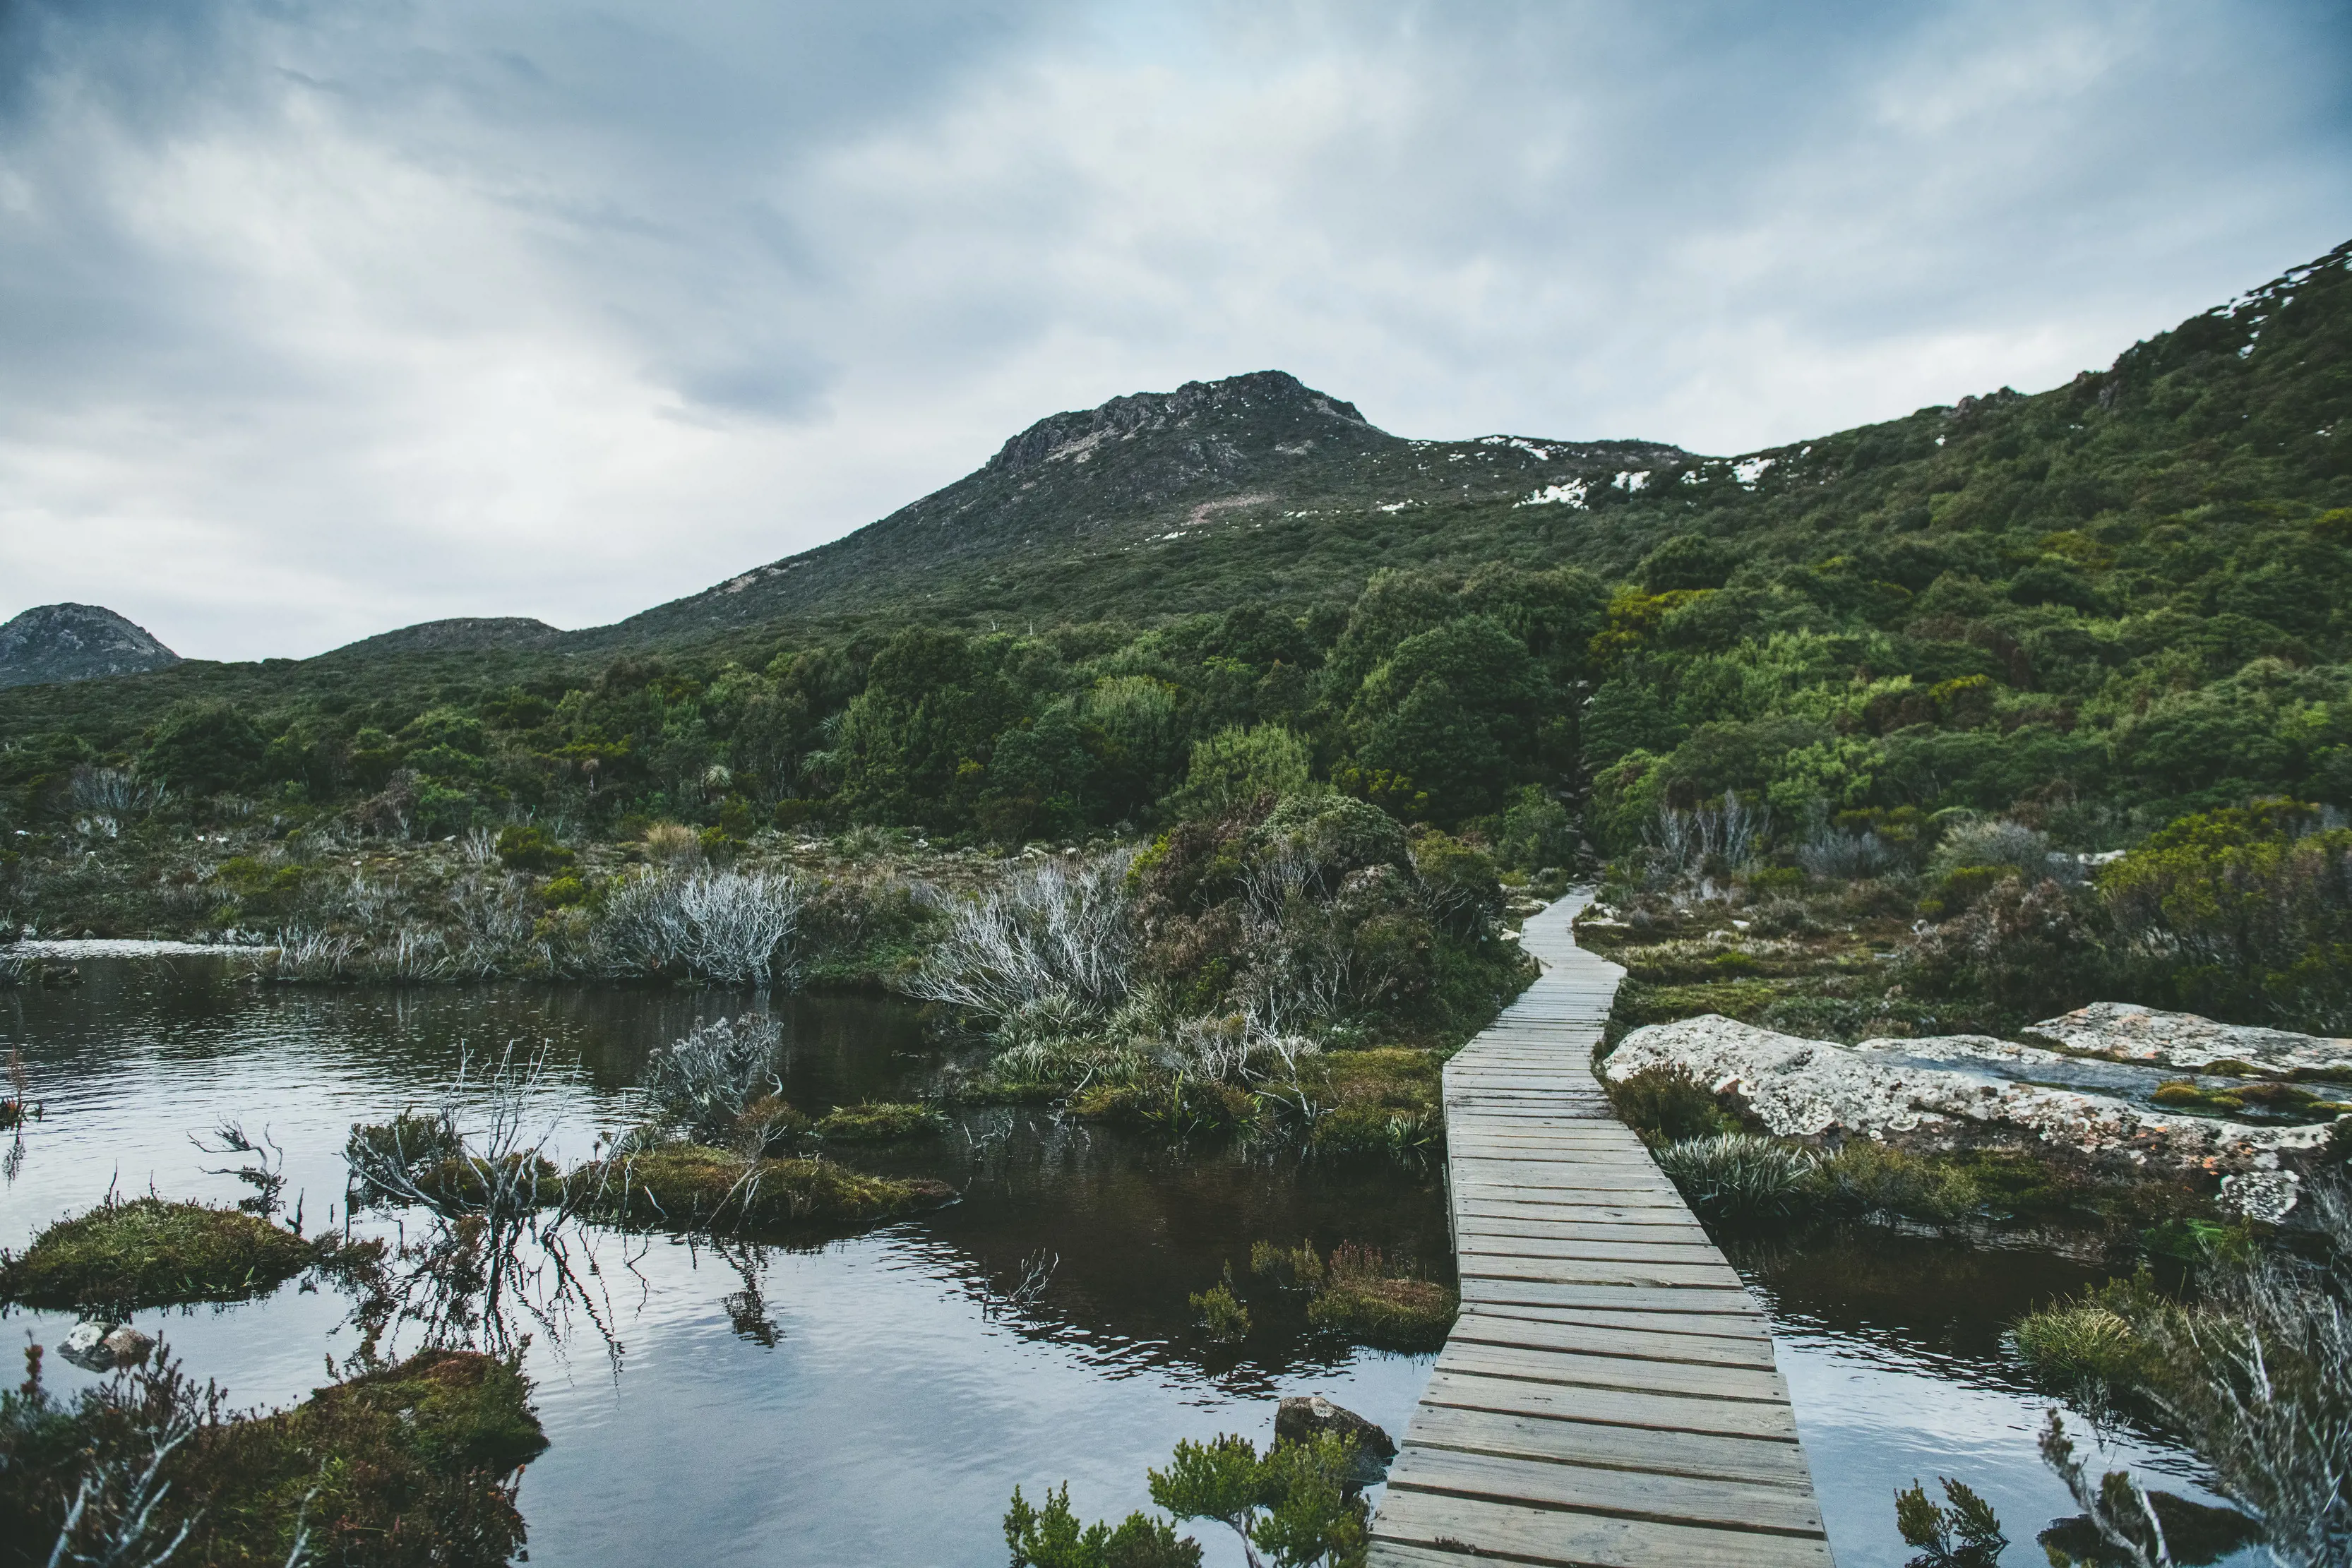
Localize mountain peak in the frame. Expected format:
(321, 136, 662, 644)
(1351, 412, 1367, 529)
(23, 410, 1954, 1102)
(0, 603, 181, 688)
(984, 370, 1376, 477)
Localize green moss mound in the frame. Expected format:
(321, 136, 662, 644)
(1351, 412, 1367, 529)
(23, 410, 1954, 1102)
(0, 1197, 316, 1309)
(1303, 1244, 1457, 1350)
(575, 1143, 953, 1231)
(1, 1346, 545, 1567)
(815, 1101, 945, 1143)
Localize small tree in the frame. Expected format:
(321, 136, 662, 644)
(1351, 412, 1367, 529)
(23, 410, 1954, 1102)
(1172, 726, 1311, 821)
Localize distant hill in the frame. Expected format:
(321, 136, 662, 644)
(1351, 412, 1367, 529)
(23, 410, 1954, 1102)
(326, 617, 566, 659)
(0, 604, 181, 688)
(591, 369, 1690, 645)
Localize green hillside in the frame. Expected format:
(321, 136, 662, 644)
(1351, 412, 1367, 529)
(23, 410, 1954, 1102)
(2, 237, 2348, 858)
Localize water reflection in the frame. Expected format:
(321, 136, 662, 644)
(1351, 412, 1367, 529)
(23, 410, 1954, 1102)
(1, 960, 1448, 1567)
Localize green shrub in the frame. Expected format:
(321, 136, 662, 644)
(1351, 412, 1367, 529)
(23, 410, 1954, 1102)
(1, 1345, 545, 1567)
(0, 1197, 316, 1308)
(1606, 1063, 1742, 1142)
(1171, 724, 1312, 821)
(495, 824, 574, 873)
(1190, 1279, 1250, 1343)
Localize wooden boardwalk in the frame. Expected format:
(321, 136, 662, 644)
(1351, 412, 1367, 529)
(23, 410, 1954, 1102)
(1366, 893, 1833, 1568)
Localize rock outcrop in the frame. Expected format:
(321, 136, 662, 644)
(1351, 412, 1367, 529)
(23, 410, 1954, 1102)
(1604, 1014, 2339, 1221)
(2024, 1003, 2352, 1079)
(0, 604, 180, 688)
(1276, 1394, 1394, 1489)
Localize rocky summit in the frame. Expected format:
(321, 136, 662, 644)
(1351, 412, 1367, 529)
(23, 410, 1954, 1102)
(592, 368, 1688, 645)
(0, 603, 180, 688)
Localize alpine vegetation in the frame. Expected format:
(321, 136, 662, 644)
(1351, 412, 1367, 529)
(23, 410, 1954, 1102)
(597, 868, 806, 985)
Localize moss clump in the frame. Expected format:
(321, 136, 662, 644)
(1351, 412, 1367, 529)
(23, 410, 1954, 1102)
(0, 1197, 316, 1309)
(1288, 1047, 1445, 1160)
(1, 1346, 544, 1567)
(1304, 1244, 1457, 1350)
(574, 1142, 953, 1232)
(816, 1101, 945, 1143)
(1070, 1079, 1258, 1137)
(2151, 1077, 2348, 1123)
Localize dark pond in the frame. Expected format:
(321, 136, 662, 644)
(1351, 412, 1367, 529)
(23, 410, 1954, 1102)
(0, 961, 2263, 1567)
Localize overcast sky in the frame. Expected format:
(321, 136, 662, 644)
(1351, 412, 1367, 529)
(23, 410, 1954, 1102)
(2, 1, 2347, 661)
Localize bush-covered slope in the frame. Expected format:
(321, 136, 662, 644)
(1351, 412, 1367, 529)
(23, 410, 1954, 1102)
(0, 239, 2346, 880)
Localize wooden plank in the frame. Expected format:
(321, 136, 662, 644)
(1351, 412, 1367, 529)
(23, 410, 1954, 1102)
(1371, 1490, 1832, 1568)
(1457, 1236, 1722, 1264)
(1419, 1369, 1801, 1440)
(1460, 1257, 1748, 1291)
(1435, 1341, 1789, 1403)
(1395, 1404, 1813, 1488)
(1461, 1279, 1760, 1315)
(1458, 1316, 1768, 1353)
(1386, 1446, 1827, 1536)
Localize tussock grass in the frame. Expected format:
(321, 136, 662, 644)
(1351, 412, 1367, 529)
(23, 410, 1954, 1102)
(1652, 1133, 1819, 1222)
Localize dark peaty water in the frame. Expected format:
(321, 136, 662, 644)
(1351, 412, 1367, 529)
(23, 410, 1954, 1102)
(1, 962, 2263, 1566)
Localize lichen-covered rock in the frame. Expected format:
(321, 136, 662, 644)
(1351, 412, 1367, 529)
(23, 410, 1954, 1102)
(1604, 1015, 2335, 1216)
(2025, 1003, 2352, 1079)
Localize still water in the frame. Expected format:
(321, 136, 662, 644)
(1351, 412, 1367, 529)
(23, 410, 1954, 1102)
(0, 961, 2260, 1567)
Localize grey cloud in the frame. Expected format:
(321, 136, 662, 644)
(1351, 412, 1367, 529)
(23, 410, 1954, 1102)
(0, 0, 2346, 659)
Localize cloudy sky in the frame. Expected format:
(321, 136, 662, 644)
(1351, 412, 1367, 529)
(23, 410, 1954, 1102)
(2, 1, 2347, 661)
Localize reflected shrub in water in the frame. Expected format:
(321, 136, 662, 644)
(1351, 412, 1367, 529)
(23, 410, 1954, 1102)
(1, 1343, 545, 1568)
(1652, 1133, 1820, 1223)
(0, 1197, 316, 1310)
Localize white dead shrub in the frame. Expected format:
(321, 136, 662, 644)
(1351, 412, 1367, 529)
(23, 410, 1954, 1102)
(901, 851, 1136, 1020)
(597, 868, 806, 986)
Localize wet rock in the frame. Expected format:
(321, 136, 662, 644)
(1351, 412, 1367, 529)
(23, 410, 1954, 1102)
(1605, 1015, 2335, 1216)
(1276, 1394, 1395, 1469)
(2026, 1003, 2352, 1079)
(58, 1319, 150, 1370)
(103, 1324, 155, 1365)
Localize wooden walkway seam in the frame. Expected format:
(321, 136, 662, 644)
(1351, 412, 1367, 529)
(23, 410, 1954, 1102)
(1366, 892, 1834, 1568)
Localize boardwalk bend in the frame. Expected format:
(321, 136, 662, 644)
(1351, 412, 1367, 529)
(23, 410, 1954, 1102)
(1366, 892, 1834, 1568)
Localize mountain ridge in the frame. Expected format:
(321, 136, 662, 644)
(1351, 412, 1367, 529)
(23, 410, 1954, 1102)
(0, 604, 181, 689)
